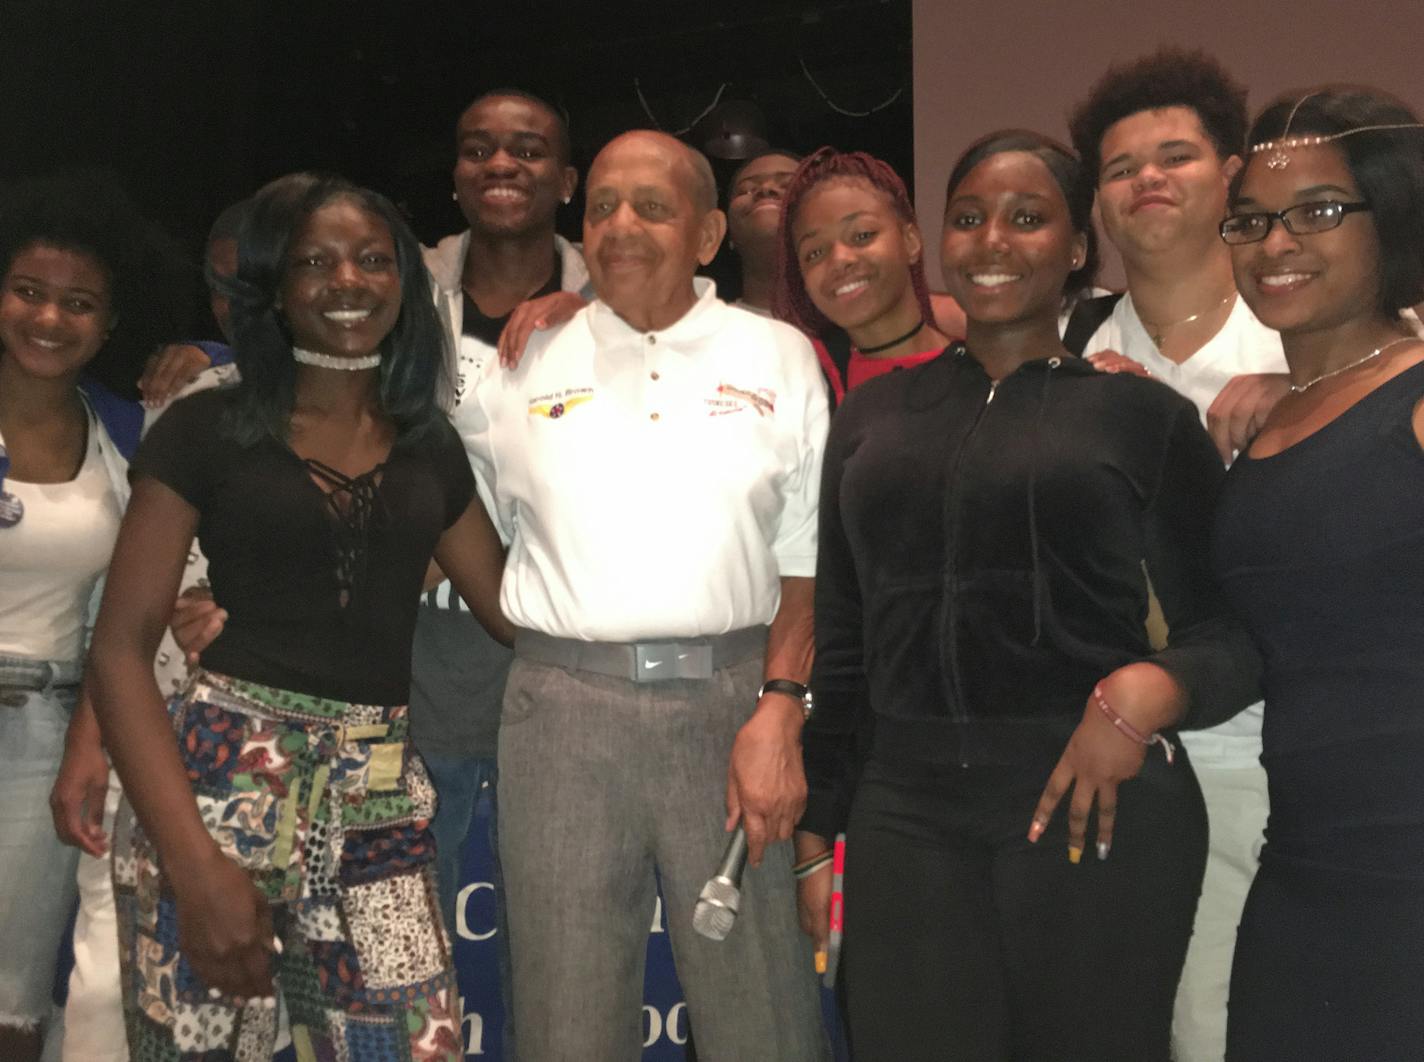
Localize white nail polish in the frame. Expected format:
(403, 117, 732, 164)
(272, 936, 283, 956)
(207, 987, 222, 1001)
(1097, 842, 1111, 861)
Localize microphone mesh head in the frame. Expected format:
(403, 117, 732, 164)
(692, 877, 741, 941)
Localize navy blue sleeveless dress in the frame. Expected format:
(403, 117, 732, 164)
(1213, 359, 1424, 1061)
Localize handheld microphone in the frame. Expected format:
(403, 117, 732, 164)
(692, 825, 748, 941)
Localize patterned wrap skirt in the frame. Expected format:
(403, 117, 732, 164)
(111, 670, 462, 1061)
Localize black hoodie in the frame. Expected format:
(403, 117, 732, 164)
(800, 342, 1262, 837)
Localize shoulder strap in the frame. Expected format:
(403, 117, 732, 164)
(1062, 292, 1125, 357)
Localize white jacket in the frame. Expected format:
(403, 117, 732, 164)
(422, 230, 592, 380)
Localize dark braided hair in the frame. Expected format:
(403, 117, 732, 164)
(771, 146, 934, 337)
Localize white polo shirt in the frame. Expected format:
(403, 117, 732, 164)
(463, 278, 828, 642)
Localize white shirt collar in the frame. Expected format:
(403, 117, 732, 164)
(587, 277, 726, 347)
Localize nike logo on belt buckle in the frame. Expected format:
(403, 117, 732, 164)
(633, 641, 714, 682)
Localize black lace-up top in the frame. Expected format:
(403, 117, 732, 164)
(131, 389, 475, 703)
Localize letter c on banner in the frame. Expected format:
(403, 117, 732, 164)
(642, 1002, 688, 1047)
(456, 881, 497, 941)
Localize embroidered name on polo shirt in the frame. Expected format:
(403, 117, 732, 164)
(528, 387, 594, 419)
(706, 384, 776, 417)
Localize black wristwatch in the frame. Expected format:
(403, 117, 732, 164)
(758, 679, 814, 719)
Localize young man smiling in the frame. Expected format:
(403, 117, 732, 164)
(1068, 50, 1285, 1062)
(417, 88, 592, 1058)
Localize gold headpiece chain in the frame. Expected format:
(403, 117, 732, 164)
(1250, 91, 1424, 170)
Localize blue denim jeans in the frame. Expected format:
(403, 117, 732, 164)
(418, 751, 514, 1059)
(0, 659, 81, 1029)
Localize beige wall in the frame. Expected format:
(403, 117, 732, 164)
(913, 0, 1424, 288)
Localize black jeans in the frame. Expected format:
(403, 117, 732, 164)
(842, 751, 1206, 1062)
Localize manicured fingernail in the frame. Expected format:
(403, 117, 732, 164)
(1097, 842, 1111, 862)
(272, 936, 283, 955)
(1027, 819, 1045, 843)
(1068, 845, 1083, 865)
(814, 950, 827, 974)
(207, 987, 222, 1000)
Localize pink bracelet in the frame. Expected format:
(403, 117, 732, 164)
(1092, 684, 1175, 764)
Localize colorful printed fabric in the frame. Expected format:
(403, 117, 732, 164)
(111, 670, 462, 1061)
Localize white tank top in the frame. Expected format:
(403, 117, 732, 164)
(0, 411, 123, 662)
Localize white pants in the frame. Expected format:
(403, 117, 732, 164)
(60, 773, 127, 1062)
(1171, 758, 1269, 1062)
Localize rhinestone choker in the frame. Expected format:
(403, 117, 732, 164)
(292, 347, 382, 370)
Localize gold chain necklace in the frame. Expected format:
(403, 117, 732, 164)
(1139, 291, 1236, 348)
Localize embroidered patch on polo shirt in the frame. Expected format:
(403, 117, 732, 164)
(705, 383, 776, 417)
(528, 387, 594, 419)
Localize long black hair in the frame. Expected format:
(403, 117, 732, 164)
(216, 172, 453, 445)
(0, 170, 190, 400)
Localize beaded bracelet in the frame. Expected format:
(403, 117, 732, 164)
(792, 850, 834, 880)
(1092, 684, 1175, 765)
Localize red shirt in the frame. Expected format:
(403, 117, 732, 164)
(813, 338, 949, 405)
(846, 347, 945, 392)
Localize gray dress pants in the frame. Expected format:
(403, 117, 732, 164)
(498, 654, 829, 1061)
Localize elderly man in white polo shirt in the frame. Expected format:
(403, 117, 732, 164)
(464, 129, 830, 1061)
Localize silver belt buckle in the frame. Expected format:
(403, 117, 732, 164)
(633, 642, 713, 682)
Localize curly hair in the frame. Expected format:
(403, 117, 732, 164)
(0, 170, 191, 400)
(1068, 47, 1248, 183)
(944, 130, 1099, 303)
(771, 146, 933, 337)
(1236, 85, 1424, 318)
(214, 172, 453, 446)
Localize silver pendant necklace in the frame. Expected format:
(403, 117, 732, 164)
(1289, 336, 1416, 394)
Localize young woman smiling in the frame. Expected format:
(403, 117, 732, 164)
(86, 172, 511, 1060)
(797, 131, 1259, 1060)
(0, 174, 181, 1062)
(1213, 86, 1424, 1061)
(774, 148, 951, 405)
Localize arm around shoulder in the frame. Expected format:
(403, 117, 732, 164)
(1140, 403, 1262, 730)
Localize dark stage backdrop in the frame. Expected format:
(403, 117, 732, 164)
(0, 0, 914, 309)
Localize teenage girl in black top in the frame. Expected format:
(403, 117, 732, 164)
(1214, 85, 1424, 1062)
(87, 173, 511, 1061)
(800, 131, 1260, 1061)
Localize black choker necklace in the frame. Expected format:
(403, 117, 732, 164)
(856, 320, 925, 355)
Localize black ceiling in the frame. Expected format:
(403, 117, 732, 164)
(1, 0, 913, 250)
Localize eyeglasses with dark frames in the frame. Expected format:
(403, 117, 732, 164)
(1219, 200, 1372, 245)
